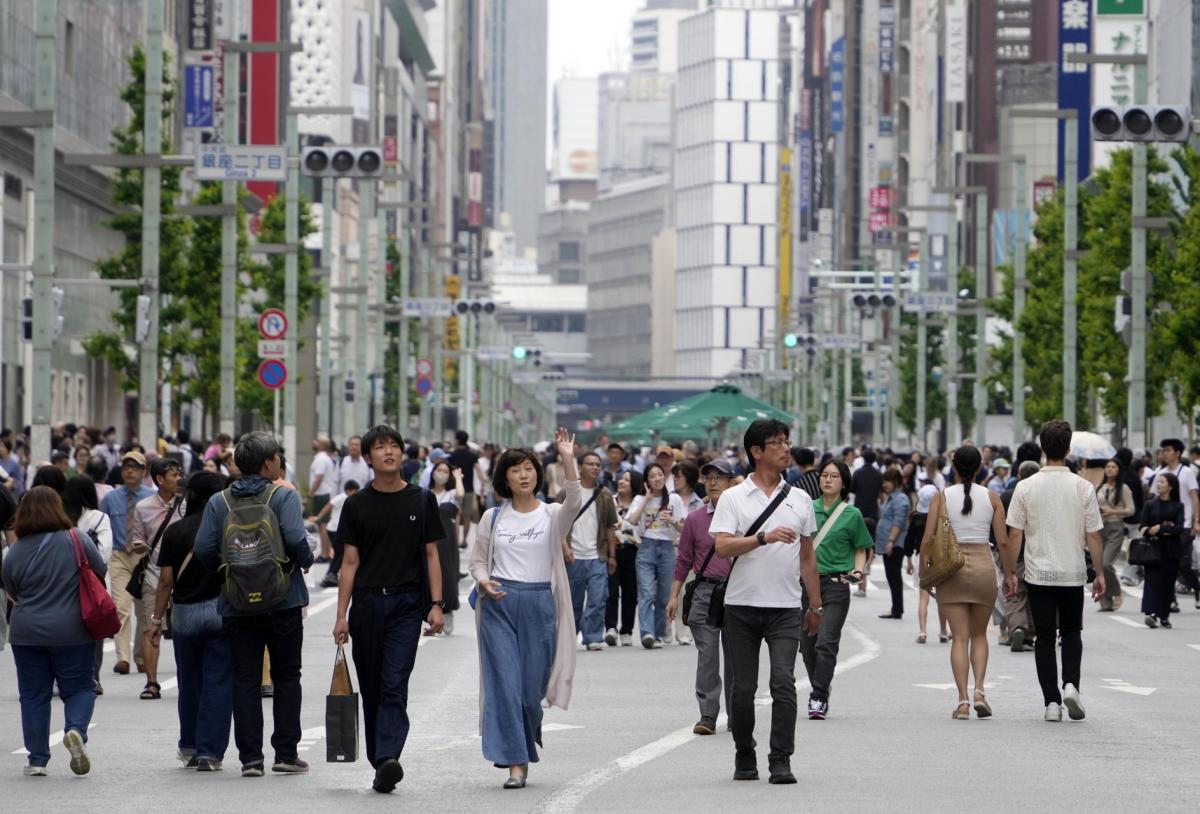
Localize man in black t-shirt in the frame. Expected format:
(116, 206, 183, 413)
(332, 425, 445, 794)
(448, 430, 485, 547)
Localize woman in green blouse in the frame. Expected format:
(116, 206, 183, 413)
(799, 459, 875, 720)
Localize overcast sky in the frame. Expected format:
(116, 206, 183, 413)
(546, 0, 641, 157)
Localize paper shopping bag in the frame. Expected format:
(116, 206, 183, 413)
(325, 643, 359, 762)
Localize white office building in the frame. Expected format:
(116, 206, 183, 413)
(630, 1, 700, 74)
(673, 5, 781, 378)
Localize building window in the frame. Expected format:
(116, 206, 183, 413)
(64, 20, 75, 77)
(558, 241, 581, 262)
(559, 268, 580, 284)
(567, 314, 586, 333)
(531, 314, 565, 332)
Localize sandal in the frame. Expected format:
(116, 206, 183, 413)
(140, 681, 161, 700)
(938, 633, 949, 644)
(916, 634, 927, 644)
(952, 699, 970, 720)
(973, 689, 992, 719)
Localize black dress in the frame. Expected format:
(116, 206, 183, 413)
(1139, 498, 1185, 620)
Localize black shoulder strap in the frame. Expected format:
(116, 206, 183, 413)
(147, 495, 184, 558)
(572, 487, 601, 526)
(695, 538, 718, 578)
(726, 482, 792, 577)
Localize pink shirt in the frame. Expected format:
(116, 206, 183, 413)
(674, 504, 731, 582)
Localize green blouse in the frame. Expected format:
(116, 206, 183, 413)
(813, 498, 874, 574)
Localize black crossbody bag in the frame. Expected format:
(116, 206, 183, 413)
(707, 483, 791, 628)
(127, 496, 183, 600)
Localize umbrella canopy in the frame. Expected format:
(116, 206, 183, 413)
(1070, 431, 1115, 462)
(608, 384, 794, 445)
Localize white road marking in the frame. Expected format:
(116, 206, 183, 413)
(541, 723, 584, 733)
(1106, 614, 1146, 628)
(914, 683, 958, 691)
(296, 725, 326, 753)
(12, 723, 97, 755)
(533, 622, 881, 813)
(1188, 644, 1200, 653)
(1122, 584, 1143, 598)
(1100, 678, 1156, 696)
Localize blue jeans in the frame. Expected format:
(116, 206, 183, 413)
(566, 558, 609, 645)
(12, 643, 96, 767)
(348, 589, 424, 768)
(636, 539, 676, 640)
(172, 598, 233, 761)
(478, 580, 555, 766)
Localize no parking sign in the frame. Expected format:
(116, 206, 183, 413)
(258, 359, 287, 390)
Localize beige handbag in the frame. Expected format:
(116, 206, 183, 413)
(919, 492, 965, 591)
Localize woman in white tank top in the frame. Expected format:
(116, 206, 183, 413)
(919, 446, 1009, 722)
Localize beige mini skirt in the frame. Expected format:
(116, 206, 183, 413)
(935, 544, 998, 606)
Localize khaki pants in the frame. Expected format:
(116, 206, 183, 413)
(109, 549, 147, 666)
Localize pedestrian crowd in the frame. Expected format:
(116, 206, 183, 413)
(2, 417, 1198, 791)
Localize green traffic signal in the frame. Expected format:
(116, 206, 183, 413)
(783, 333, 798, 348)
(513, 346, 527, 360)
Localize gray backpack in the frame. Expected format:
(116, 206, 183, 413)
(218, 484, 291, 612)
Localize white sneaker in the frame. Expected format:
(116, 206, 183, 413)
(63, 729, 90, 775)
(662, 631, 675, 645)
(577, 641, 586, 652)
(1062, 684, 1086, 720)
(23, 765, 47, 777)
(652, 638, 664, 649)
(642, 634, 657, 649)
(620, 633, 633, 647)
(586, 642, 604, 651)
(604, 628, 618, 647)
(677, 636, 693, 646)
(443, 612, 454, 636)
(1044, 703, 1063, 722)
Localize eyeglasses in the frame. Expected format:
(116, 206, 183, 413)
(820, 472, 841, 480)
(762, 439, 789, 448)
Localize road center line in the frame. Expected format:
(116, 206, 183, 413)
(1106, 614, 1145, 628)
(533, 622, 880, 813)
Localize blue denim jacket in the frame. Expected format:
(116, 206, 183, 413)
(193, 475, 313, 616)
(874, 490, 910, 554)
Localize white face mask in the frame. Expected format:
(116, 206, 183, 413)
(433, 471, 450, 486)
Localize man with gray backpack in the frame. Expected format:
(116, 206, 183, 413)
(194, 432, 313, 777)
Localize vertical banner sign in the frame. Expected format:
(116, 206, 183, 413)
(187, 0, 214, 50)
(1057, 0, 1091, 181)
(778, 147, 792, 329)
(944, 1, 967, 103)
(184, 64, 214, 128)
(830, 38, 845, 134)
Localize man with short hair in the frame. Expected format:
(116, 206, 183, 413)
(130, 458, 186, 699)
(600, 442, 632, 493)
(791, 447, 820, 499)
(194, 432, 314, 776)
(337, 435, 372, 496)
(309, 437, 337, 561)
(562, 452, 619, 651)
(100, 450, 156, 675)
(711, 419, 821, 784)
(1003, 420, 1105, 722)
(332, 425, 446, 793)
(448, 430, 485, 547)
(1151, 438, 1200, 606)
(97, 426, 122, 470)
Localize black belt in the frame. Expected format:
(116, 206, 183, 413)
(693, 575, 723, 585)
(354, 586, 419, 596)
(820, 572, 851, 584)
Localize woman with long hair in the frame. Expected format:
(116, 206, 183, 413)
(1095, 459, 1133, 612)
(604, 469, 642, 647)
(920, 446, 1009, 719)
(1139, 472, 1185, 628)
(627, 462, 684, 648)
(469, 429, 581, 789)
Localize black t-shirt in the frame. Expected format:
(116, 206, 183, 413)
(157, 513, 223, 604)
(337, 484, 444, 590)
(852, 466, 882, 519)
(449, 447, 479, 492)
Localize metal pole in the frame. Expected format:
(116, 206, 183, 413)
(317, 175, 333, 436)
(139, 0, 163, 447)
(890, 246, 902, 447)
(1129, 64, 1148, 448)
(945, 209, 959, 445)
(219, 47, 238, 437)
(283, 109, 299, 456)
(916, 239, 928, 451)
(417, 250, 430, 434)
(29, 0, 56, 460)
(841, 295, 852, 444)
(398, 223, 411, 432)
(1063, 114, 1078, 426)
(356, 181, 372, 433)
(973, 189, 988, 433)
(463, 313, 476, 439)
(1012, 158, 1027, 447)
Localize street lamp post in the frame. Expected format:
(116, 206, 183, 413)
(903, 203, 958, 444)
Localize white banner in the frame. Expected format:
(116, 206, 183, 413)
(944, 1, 968, 103)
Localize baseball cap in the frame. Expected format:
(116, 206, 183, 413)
(992, 458, 1010, 470)
(655, 444, 675, 457)
(700, 458, 735, 477)
(121, 450, 147, 468)
(429, 448, 451, 462)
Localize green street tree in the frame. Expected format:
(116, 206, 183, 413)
(1158, 146, 1200, 428)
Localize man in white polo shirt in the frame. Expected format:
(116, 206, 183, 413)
(711, 419, 821, 786)
(1003, 419, 1105, 723)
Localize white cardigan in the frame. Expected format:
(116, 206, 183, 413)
(470, 479, 582, 715)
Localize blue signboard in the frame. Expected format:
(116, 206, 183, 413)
(830, 38, 845, 134)
(1056, 0, 1091, 182)
(798, 132, 811, 243)
(184, 64, 214, 128)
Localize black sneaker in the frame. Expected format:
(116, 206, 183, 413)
(733, 751, 758, 781)
(241, 763, 265, 777)
(318, 573, 339, 589)
(260, 684, 274, 698)
(372, 758, 404, 793)
(186, 756, 200, 769)
(196, 758, 223, 772)
(768, 762, 797, 785)
(272, 758, 310, 774)
(808, 697, 828, 720)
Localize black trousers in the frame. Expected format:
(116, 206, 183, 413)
(223, 607, 304, 766)
(1025, 583, 1083, 706)
(882, 548, 905, 616)
(724, 604, 803, 766)
(605, 545, 638, 635)
(349, 590, 424, 768)
(1143, 556, 1180, 620)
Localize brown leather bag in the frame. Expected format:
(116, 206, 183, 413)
(919, 492, 965, 591)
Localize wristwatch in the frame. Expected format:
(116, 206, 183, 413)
(756, 530, 767, 546)
(430, 600, 445, 609)
(150, 616, 164, 626)
(807, 606, 824, 617)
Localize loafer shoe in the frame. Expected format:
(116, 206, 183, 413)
(373, 759, 404, 793)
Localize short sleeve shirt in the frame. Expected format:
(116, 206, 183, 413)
(310, 452, 336, 497)
(1007, 467, 1104, 586)
(812, 498, 874, 572)
(710, 477, 817, 608)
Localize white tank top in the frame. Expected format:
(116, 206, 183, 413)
(942, 484, 993, 544)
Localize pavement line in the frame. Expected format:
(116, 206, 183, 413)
(1106, 614, 1145, 628)
(1187, 644, 1200, 653)
(11, 723, 97, 755)
(533, 622, 880, 814)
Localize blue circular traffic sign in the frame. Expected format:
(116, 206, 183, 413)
(415, 376, 432, 395)
(258, 359, 287, 390)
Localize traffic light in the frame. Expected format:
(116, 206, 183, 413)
(454, 299, 496, 316)
(530, 349, 543, 367)
(512, 346, 527, 360)
(851, 292, 897, 309)
(19, 296, 32, 342)
(301, 145, 384, 178)
(135, 294, 152, 344)
(783, 333, 798, 348)
(1091, 105, 1191, 143)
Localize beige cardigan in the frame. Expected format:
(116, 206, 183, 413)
(470, 478, 582, 718)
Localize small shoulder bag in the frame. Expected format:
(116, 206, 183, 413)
(707, 484, 791, 628)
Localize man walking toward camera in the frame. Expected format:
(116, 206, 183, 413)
(710, 419, 822, 785)
(1003, 419, 1105, 722)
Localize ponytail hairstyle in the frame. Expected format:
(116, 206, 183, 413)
(952, 446, 982, 516)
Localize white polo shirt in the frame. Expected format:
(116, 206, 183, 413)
(1007, 466, 1103, 587)
(709, 475, 817, 608)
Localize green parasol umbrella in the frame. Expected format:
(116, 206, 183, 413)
(608, 384, 794, 447)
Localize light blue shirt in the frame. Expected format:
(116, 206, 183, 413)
(874, 490, 910, 554)
(99, 483, 155, 552)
